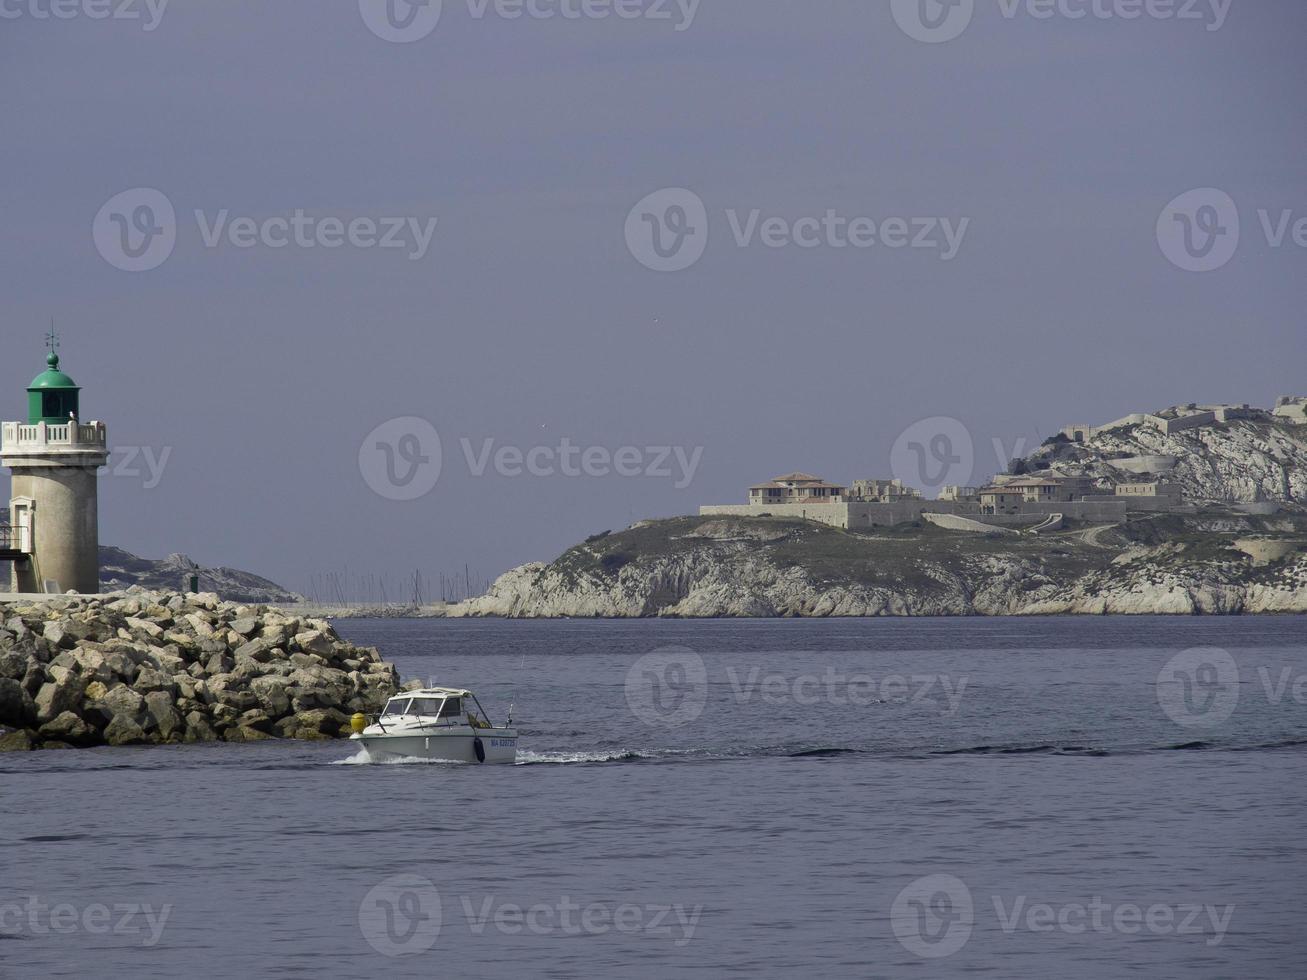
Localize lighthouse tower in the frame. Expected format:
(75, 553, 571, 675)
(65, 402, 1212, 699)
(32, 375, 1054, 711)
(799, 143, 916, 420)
(0, 335, 108, 594)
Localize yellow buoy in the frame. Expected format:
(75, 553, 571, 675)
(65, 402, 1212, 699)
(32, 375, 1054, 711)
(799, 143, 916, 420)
(350, 713, 367, 734)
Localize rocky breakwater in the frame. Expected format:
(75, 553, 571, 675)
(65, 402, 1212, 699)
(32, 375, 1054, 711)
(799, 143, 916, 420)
(0, 589, 401, 751)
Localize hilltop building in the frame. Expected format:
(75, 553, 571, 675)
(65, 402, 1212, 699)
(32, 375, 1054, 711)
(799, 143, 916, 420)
(704, 465, 1188, 530)
(1061, 400, 1299, 442)
(847, 478, 922, 503)
(748, 473, 846, 506)
(698, 398, 1299, 531)
(1115, 481, 1182, 499)
(1, 338, 108, 594)
(978, 476, 1094, 514)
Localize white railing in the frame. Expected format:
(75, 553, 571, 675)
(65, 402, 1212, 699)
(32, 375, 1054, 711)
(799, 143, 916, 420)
(1, 420, 108, 453)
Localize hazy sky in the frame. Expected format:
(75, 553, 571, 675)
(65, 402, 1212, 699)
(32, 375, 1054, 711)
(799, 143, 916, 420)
(3, 0, 1304, 596)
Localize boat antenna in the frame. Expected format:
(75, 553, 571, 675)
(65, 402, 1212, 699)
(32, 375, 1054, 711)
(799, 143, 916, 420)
(506, 651, 526, 726)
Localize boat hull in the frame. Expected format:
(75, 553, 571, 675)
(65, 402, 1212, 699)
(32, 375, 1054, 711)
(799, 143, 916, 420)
(350, 730, 518, 764)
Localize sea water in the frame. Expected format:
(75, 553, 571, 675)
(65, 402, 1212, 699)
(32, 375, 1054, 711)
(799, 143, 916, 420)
(2, 616, 1304, 978)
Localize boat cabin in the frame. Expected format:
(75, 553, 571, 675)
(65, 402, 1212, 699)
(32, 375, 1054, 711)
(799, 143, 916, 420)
(378, 687, 497, 729)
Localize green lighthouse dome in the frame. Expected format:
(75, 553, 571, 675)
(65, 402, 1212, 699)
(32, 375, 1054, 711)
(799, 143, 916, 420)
(27, 349, 82, 424)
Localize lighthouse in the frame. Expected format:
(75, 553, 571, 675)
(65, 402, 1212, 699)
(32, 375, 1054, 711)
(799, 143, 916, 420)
(0, 335, 108, 594)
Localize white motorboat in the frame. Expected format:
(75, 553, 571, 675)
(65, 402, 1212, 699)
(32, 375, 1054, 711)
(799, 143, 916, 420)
(349, 687, 518, 764)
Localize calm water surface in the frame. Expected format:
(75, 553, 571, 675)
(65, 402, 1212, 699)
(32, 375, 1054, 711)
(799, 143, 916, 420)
(2, 617, 1304, 978)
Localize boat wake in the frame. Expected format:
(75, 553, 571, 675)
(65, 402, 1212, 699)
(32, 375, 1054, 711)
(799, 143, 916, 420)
(330, 748, 467, 766)
(516, 749, 644, 765)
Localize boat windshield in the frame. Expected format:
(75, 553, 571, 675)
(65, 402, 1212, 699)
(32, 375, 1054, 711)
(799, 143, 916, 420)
(409, 697, 444, 717)
(382, 699, 411, 717)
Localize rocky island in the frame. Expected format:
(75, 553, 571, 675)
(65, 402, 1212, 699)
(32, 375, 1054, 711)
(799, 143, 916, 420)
(0, 588, 402, 751)
(450, 406, 1307, 618)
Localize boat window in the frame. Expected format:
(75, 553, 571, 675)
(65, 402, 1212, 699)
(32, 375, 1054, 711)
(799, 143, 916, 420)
(382, 699, 411, 717)
(409, 698, 444, 717)
(439, 697, 462, 718)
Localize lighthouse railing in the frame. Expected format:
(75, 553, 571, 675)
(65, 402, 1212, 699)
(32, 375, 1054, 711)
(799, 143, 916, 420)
(1, 420, 107, 452)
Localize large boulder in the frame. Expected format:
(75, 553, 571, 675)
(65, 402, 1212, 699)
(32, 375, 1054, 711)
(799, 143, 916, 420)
(39, 711, 96, 746)
(225, 711, 274, 741)
(234, 639, 275, 665)
(249, 676, 291, 718)
(230, 617, 260, 638)
(34, 675, 86, 724)
(205, 650, 235, 676)
(21, 662, 46, 698)
(184, 613, 215, 637)
(288, 665, 351, 711)
(183, 711, 217, 742)
(42, 621, 77, 650)
(209, 703, 239, 732)
(276, 708, 350, 740)
(235, 708, 274, 733)
(143, 691, 184, 742)
(0, 729, 33, 752)
(102, 651, 138, 683)
(0, 650, 28, 681)
(125, 617, 164, 638)
(0, 677, 36, 728)
(132, 665, 177, 697)
(104, 714, 150, 746)
(90, 685, 147, 727)
(293, 630, 336, 658)
(70, 648, 116, 686)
